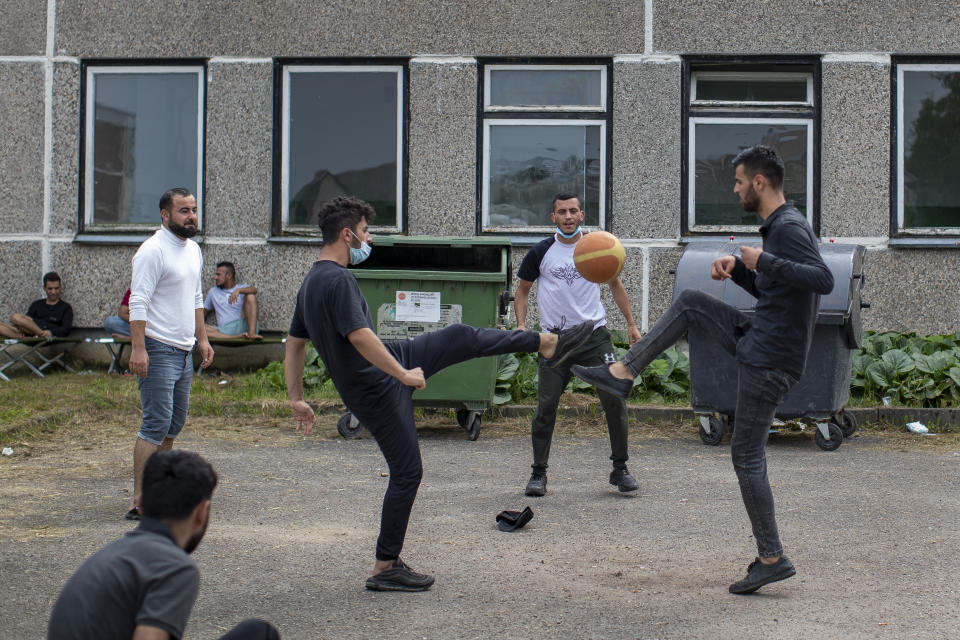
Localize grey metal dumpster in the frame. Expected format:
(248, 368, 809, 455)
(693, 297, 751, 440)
(673, 240, 867, 451)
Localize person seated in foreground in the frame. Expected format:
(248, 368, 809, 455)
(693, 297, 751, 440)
(203, 261, 261, 339)
(48, 449, 280, 640)
(0, 271, 73, 339)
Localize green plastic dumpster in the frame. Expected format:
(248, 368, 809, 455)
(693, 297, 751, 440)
(336, 236, 513, 441)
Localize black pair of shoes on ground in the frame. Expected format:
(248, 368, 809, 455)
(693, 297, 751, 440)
(571, 363, 634, 399)
(364, 558, 435, 592)
(728, 556, 796, 594)
(546, 321, 595, 368)
(124, 507, 141, 521)
(524, 468, 639, 496)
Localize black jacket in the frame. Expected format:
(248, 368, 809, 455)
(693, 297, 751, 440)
(731, 202, 834, 378)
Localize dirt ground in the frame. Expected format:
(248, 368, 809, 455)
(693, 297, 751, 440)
(2, 407, 959, 640)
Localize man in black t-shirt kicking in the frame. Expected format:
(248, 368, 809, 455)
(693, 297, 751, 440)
(284, 196, 593, 592)
(0, 271, 73, 339)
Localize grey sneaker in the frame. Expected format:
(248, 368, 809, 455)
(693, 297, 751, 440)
(729, 556, 796, 594)
(571, 363, 633, 399)
(609, 467, 639, 492)
(524, 472, 547, 497)
(546, 321, 594, 368)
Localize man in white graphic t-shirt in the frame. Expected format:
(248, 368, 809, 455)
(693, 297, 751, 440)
(514, 193, 642, 497)
(203, 261, 262, 339)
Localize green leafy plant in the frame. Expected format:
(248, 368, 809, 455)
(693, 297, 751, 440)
(851, 331, 960, 407)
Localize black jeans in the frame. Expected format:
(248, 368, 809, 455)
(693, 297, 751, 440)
(347, 324, 540, 561)
(620, 289, 798, 557)
(531, 326, 628, 472)
(218, 618, 280, 639)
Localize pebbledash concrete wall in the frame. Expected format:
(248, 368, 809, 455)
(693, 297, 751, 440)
(2, 1, 960, 347)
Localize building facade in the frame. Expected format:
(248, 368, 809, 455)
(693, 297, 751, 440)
(2, 1, 959, 335)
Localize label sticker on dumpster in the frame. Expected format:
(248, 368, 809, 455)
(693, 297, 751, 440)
(395, 290, 441, 322)
(377, 303, 462, 339)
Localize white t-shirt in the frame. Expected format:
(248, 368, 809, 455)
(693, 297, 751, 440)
(516, 234, 606, 332)
(203, 284, 249, 327)
(128, 227, 204, 350)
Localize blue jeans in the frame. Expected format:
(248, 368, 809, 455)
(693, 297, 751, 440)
(137, 337, 193, 445)
(103, 316, 131, 336)
(620, 289, 798, 557)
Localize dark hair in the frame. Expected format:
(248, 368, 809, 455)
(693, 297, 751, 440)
(216, 261, 236, 280)
(141, 450, 218, 520)
(552, 193, 581, 211)
(732, 145, 784, 190)
(158, 187, 194, 212)
(42, 271, 61, 286)
(316, 196, 377, 244)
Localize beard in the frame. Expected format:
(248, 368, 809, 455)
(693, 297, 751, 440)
(740, 185, 760, 213)
(168, 221, 198, 239)
(183, 515, 209, 554)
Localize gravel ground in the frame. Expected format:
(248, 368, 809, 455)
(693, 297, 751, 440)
(2, 413, 959, 640)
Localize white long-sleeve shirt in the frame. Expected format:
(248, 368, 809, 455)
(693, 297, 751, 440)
(128, 226, 204, 350)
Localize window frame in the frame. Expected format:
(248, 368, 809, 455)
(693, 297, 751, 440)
(483, 64, 607, 112)
(477, 59, 613, 235)
(79, 62, 206, 234)
(891, 58, 960, 238)
(681, 57, 821, 237)
(273, 60, 407, 237)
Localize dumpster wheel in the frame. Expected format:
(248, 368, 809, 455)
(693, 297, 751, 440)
(697, 415, 725, 446)
(456, 409, 482, 441)
(337, 412, 364, 439)
(814, 422, 843, 451)
(832, 410, 857, 438)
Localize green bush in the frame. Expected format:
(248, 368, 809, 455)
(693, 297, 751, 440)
(851, 331, 960, 407)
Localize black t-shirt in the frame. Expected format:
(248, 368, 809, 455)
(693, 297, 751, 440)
(27, 299, 73, 336)
(47, 518, 199, 640)
(289, 260, 393, 407)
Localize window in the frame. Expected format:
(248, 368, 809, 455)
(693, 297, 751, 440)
(895, 62, 960, 235)
(279, 64, 404, 233)
(83, 65, 205, 230)
(480, 63, 609, 232)
(683, 62, 819, 234)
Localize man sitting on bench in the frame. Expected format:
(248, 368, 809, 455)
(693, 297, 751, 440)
(203, 261, 261, 339)
(0, 271, 73, 339)
(103, 288, 132, 337)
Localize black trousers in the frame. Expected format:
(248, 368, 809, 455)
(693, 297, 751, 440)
(531, 326, 628, 472)
(346, 324, 540, 561)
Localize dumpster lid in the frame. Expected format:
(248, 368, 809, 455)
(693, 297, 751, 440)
(370, 235, 512, 248)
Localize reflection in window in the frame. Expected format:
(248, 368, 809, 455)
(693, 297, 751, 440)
(685, 65, 816, 232)
(487, 67, 604, 109)
(481, 63, 610, 231)
(283, 67, 402, 230)
(692, 121, 809, 227)
(486, 123, 602, 227)
(85, 67, 203, 226)
(900, 67, 960, 229)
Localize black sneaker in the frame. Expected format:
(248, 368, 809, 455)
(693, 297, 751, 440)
(365, 559, 435, 592)
(524, 472, 547, 497)
(609, 467, 639, 492)
(728, 556, 796, 594)
(546, 321, 594, 368)
(571, 364, 633, 399)
(124, 507, 141, 521)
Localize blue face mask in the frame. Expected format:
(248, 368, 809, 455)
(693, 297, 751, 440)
(348, 230, 372, 265)
(555, 225, 582, 239)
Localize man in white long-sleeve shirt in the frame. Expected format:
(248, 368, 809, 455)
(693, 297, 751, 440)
(125, 187, 214, 521)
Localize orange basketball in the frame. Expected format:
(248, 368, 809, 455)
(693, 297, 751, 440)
(573, 231, 626, 283)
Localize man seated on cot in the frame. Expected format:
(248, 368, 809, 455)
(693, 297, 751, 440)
(103, 288, 132, 337)
(203, 261, 262, 339)
(0, 271, 73, 340)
